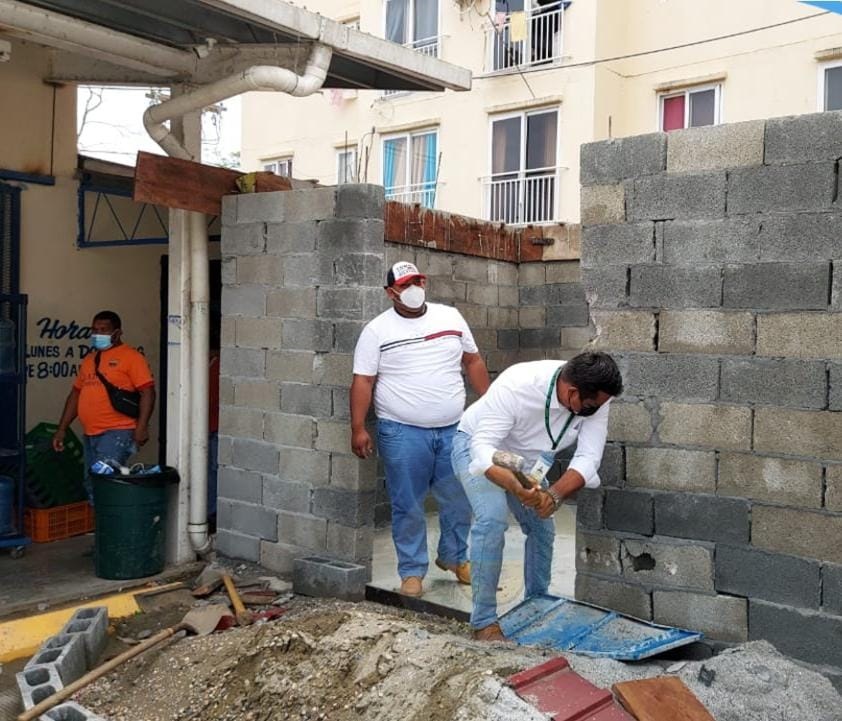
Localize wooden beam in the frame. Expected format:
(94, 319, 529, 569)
(133, 151, 292, 215)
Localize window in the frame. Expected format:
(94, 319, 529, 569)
(488, 0, 565, 72)
(382, 129, 438, 206)
(337, 149, 358, 184)
(485, 108, 558, 224)
(820, 61, 842, 111)
(385, 0, 439, 56)
(263, 157, 293, 176)
(659, 85, 720, 132)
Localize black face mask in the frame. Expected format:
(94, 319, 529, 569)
(576, 404, 599, 417)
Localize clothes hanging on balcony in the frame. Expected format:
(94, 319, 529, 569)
(509, 12, 527, 41)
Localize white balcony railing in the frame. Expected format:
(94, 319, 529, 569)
(482, 167, 560, 225)
(383, 35, 441, 96)
(486, 2, 564, 73)
(385, 181, 438, 207)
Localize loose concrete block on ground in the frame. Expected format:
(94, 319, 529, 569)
(575, 573, 652, 620)
(40, 701, 108, 721)
(658, 310, 754, 355)
(717, 452, 823, 508)
(61, 607, 107, 669)
(667, 119, 765, 172)
(752, 505, 842, 564)
(621, 538, 715, 591)
(654, 590, 747, 642)
(293, 555, 369, 601)
(658, 402, 752, 450)
(27, 633, 87, 685)
(754, 407, 842, 461)
(626, 447, 716, 493)
(17, 663, 62, 710)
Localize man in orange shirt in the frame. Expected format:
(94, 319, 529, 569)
(52, 310, 156, 497)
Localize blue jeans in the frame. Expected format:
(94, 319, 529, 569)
(451, 430, 555, 630)
(377, 419, 471, 579)
(83, 429, 137, 501)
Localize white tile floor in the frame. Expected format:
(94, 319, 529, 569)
(369, 503, 577, 617)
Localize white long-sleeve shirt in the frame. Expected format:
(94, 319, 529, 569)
(457, 359, 611, 488)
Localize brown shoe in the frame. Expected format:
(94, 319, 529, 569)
(472, 622, 505, 642)
(435, 558, 471, 585)
(399, 576, 423, 597)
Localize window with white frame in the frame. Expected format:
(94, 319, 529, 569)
(337, 148, 358, 184)
(382, 129, 438, 207)
(820, 61, 842, 111)
(263, 157, 293, 176)
(485, 108, 558, 225)
(659, 85, 720, 132)
(385, 0, 439, 56)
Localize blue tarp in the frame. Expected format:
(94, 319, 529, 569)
(499, 594, 703, 661)
(802, 1, 842, 15)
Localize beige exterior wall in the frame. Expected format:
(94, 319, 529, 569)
(242, 0, 842, 227)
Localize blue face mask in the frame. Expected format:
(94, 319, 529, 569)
(91, 333, 113, 350)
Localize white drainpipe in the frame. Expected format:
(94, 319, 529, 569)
(143, 42, 333, 553)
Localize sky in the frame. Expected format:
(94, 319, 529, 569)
(76, 86, 242, 169)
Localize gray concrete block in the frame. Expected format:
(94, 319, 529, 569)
(277, 511, 327, 550)
(17, 664, 62, 710)
(606, 401, 653, 443)
(658, 402, 752, 450)
(234, 317, 284, 350)
(314, 419, 351, 453)
(281, 319, 333, 352)
(658, 310, 754, 355)
(716, 544, 821, 609)
(218, 499, 277, 542)
(758, 212, 842, 261)
(488, 260, 519, 286)
(267, 288, 317, 320)
(661, 218, 761, 264)
(824, 563, 842, 616)
(546, 303, 590, 328)
(221, 222, 265, 256)
(497, 329, 520, 350)
(317, 287, 384, 321)
(590, 311, 656, 352)
(27, 634, 86, 685)
(575, 573, 652, 620)
(546, 261, 582, 284)
(580, 133, 666, 186)
(828, 465, 842, 512)
(222, 284, 266, 317)
(232, 379, 281, 410)
(279, 382, 332, 417)
(754, 407, 842, 461)
(518, 306, 545, 329)
(335, 183, 385, 218)
(720, 358, 827, 408)
(621, 538, 714, 591)
(326, 522, 374, 564)
(519, 328, 562, 349)
(604, 488, 653, 535)
(218, 466, 263, 504)
(718, 452, 822, 508)
(576, 530, 621, 575)
(487, 307, 518, 329)
(333, 321, 366, 353)
(752, 505, 842, 564)
(629, 265, 722, 308)
(221, 257, 236, 285)
(263, 477, 312, 514)
(575, 488, 604, 530)
(623, 353, 719, 401)
(41, 701, 108, 721)
(654, 590, 747, 642)
(727, 163, 836, 214)
(334, 253, 384, 287)
(454, 255, 493, 283)
(232, 438, 279, 475)
(764, 111, 842, 164)
(216, 528, 260, 562)
(598, 443, 625, 487)
(756, 313, 842, 359)
(278, 447, 330, 486)
(723, 262, 830, 310)
(293, 555, 369, 601)
(629, 172, 726, 221)
(582, 266, 628, 309)
(265, 221, 317, 255)
(282, 253, 335, 288)
(467, 282, 499, 306)
(654, 493, 749, 544)
(667, 119, 765, 172)
(219, 406, 263, 442)
(312, 488, 375, 527)
(61, 607, 107, 668)
(263, 412, 314, 449)
(749, 599, 842, 667)
(220, 347, 265, 378)
(332, 388, 350, 420)
(561, 325, 595, 350)
(581, 183, 625, 226)
(331, 454, 378, 493)
(236, 254, 283, 286)
(318, 219, 385, 257)
(428, 279, 467, 303)
(581, 223, 655, 268)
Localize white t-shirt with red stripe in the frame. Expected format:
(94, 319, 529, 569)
(353, 303, 479, 428)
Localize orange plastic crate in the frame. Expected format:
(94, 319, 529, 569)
(24, 501, 95, 543)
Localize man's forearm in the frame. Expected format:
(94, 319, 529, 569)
(549, 468, 586, 501)
(57, 391, 79, 431)
(463, 355, 491, 396)
(484, 465, 524, 495)
(137, 387, 155, 428)
(350, 378, 373, 431)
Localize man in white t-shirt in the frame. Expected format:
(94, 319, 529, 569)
(351, 260, 491, 598)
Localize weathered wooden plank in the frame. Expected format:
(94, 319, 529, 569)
(613, 677, 715, 721)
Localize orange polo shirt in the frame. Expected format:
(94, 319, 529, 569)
(73, 345, 155, 436)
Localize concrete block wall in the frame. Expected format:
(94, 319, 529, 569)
(577, 113, 842, 672)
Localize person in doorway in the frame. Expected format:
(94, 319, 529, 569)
(52, 310, 156, 498)
(351, 261, 491, 598)
(452, 352, 623, 640)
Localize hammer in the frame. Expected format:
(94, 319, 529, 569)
(222, 574, 254, 626)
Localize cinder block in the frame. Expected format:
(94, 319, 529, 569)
(621, 538, 714, 591)
(628, 172, 726, 221)
(575, 573, 652, 620)
(715, 544, 821, 609)
(604, 488, 653, 535)
(606, 401, 652, 443)
(277, 448, 330, 486)
(754, 407, 842, 461)
(454, 302, 487, 329)
(764, 111, 842, 164)
(222, 284, 267, 318)
(824, 564, 842, 616)
(219, 406, 263, 441)
(598, 443, 625, 487)
(336, 253, 385, 288)
(428, 279, 467, 303)
(658, 310, 754, 355)
(312, 488, 375, 527)
(582, 267, 628, 310)
(293, 555, 369, 601)
(487, 307, 518, 329)
(581, 184, 625, 226)
(654, 493, 749, 544)
(667, 119, 765, 172)
(624, 353, 719, 401)
(216, 528, 261, 562)
(546, 302, 590, 328)
(221, 195, 237, 228)
(281, 319, 333, 352)
(233, 380, 280, 410)
(727, 163, 836, 214)
(654, 590, 747, 642)
(454, 255, 492, 283)
(236, 254, 283, 286)
(326, 522, 374, 563)
(267, 288, 317, 319)
(26, 634, 86, 685)
(718, 452, 822, 508)
(266, 350, 315, 383)
(589, 311, 655, 352)
(723, 262, 829, 310)
(756, 313, 842, 359)
(575, 488, 604, 530)
(658, 402, 752, 450)
(546, 261, 582, 284)
(234, 317, 283, 350)
(749, 599, 842, 668)
(221, 222, 265, 256)
(41, 701, 108, 721)
(561, 325, 594, 350)
(661, 217, 760, 264)
(263, 412, 314, 448)
(580, 133, 666, 186)
(467, 282, 499, 306)
(626, 447, 716, 492)
(720, 358, 826, 408)
(279, 383, 332, 417)
(263, 477, 312, 514)
(259, 540, 300, 574)
(334, 321, 367, 354)
(758, 212, 842, 261)
(581, 223, 654, 268)
(232, 438, 279, 475)
(331, 454, 377, 493)
(335, 183, 385, 218)
(827, 465, 842, 512)
(282, 252, 335, 288)
(497, 329, 520, 350)
(313, 354, 353, 388)
(221, 257, 236, 285)
(277, 511, 327, 550)
(519, 328, 560, 349)
(220, 347, 266, 378)
(314, 419, 351, 454)
(17, 664, 62, 710)
(265, 221, 317, 254)
(575, 530, 621, 575)
(518, 306, 545, 329)
(752, 506, 842, 564)
(629, 265, 722, 309)
(219, 499, 277, 542)
(218, 466, 263, 504)
(317, 287, 384, 321)
(488, 261, 518, 286)
(61, 607, 107, 668)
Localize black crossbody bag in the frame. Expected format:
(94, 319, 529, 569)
(94, 351, 141, 419)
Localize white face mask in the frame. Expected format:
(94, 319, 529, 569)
(399, 285, 426, 309)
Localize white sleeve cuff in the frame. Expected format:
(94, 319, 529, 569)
(568, 458, 601, 488)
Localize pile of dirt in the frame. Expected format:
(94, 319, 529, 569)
(78, 599, 842, 721)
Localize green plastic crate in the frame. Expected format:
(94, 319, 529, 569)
(24, 422, 87, 508)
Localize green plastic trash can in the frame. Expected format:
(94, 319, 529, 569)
(92, 467, 178, 580)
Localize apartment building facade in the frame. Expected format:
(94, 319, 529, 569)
(241, 0, 842, 225)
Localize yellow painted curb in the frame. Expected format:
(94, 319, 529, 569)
(0, 592, 141, 663)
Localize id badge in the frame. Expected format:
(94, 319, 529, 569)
(527, 451, 555, 487)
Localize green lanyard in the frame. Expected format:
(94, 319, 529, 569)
(545, 366, 574, 450)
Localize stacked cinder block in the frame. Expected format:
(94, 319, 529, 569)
(577, 112, 842, 675)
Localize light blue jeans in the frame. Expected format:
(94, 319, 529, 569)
(451, 430, 555, 630)
(377, 419, 471, 580)
(83, 429, 137, 501)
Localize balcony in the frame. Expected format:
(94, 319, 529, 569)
(385, 181, 438, 208)
(486, 1, 564, 73)
(382, 36, 441, 96)
(482, 167, 560, 225)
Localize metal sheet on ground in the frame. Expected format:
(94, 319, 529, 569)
(499, 594, 702, 660)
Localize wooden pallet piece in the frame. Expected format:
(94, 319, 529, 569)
(612, 676, 715, 721)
